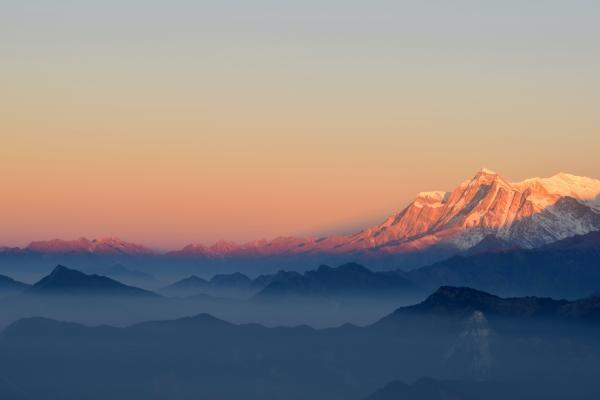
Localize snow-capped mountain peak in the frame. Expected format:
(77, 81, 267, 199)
(332, 169, 600, 253)
(25, 237, 154, 256)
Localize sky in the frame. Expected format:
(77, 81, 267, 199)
(1, 1, 599, 249)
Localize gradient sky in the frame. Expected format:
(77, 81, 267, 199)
(1, 1, 599, 249)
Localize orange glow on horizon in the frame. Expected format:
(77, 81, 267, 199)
(2, 1, 599, 249)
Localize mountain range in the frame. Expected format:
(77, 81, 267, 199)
(162, 230, 600, 301)
(254, 262, 421, 301)
(3, 225, 600, 329)
(2, 169, 599, 274)
(26, 237, 154, 256)
(4, 228, 600, 303)
(160, 272, 268, 299)
(2, 286, 600, 400)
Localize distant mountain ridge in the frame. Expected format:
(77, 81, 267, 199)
(1, 169, 599, 273)
(26, 265, 158, 297)
(25, 237, 154, 256)
(160, 272, 269, 299)
(254, 262, 421, 300)
(4, 229, 600, 301)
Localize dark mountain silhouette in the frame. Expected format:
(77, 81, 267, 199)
(380, 286, 600, 323)
(541, 230, 600, 251)
(26, 265, 159, 297)
(160, 272, 272, 299)
(407, 231, 600, 299)
(255, 262, 422, 300)
(0, 275, 29, 297)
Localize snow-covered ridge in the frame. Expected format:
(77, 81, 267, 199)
(414, 191, 449, 208)
(421, 170, 600, 201)
(514, 173, 600, 211)
(515, 172, 600, 199)
(26, 237, 154, 255)
(331, 169, 600, 253)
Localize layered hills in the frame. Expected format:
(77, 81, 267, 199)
(2, 287, 600, 400)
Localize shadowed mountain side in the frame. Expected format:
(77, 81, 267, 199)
(407, 231, 600, 299)
(254, 262, 424, 301)
(0, 275, 29, 298)
(541, 229, 600, 251)
(26, 265, 159, 298)
(460, 235, 521, 256)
